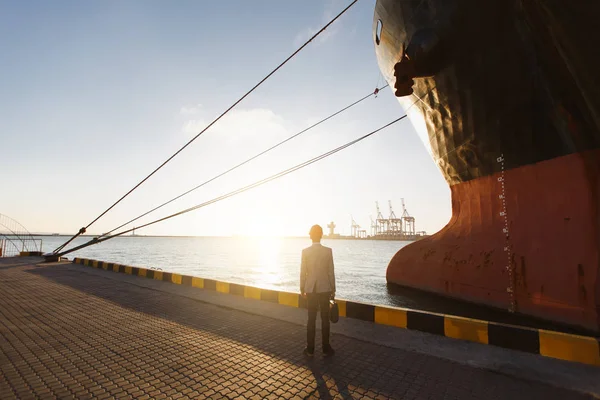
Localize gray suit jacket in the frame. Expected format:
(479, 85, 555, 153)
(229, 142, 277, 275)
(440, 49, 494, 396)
(300, 243, 336, 294)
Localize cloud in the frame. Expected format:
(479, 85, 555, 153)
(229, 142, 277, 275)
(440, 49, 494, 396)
(293, 26, 336, 47)
(293, 0, 346, 47)
(182, 119, 207, 135)
(180, 104, 203, 115)
(181, 108, 288, 144)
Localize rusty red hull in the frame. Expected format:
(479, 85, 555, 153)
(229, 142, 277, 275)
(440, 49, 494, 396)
(387, 150, 600, 330)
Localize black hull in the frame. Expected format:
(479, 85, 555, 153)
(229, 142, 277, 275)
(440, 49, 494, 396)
(373, 0, 600, 185)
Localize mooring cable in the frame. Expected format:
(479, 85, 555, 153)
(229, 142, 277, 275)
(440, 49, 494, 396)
(98, 84, 389, 239)
(56, 114, 406, 257)
(53, 0, 360, 254)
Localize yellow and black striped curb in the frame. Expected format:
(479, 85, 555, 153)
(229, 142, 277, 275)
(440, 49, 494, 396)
(72, 257, 600, 367)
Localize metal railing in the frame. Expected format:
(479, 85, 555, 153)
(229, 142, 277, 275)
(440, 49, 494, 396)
(0, 236, 43, 257)
(0, 214, 42, 257)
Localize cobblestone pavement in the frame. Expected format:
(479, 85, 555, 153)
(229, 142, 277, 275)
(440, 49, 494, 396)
(0, 259, 594, 399)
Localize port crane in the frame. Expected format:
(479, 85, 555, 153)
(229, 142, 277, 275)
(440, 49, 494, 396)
(388, 200, 402, 236)
(401, 198, 415, 236)
(375, 201, 387, 235)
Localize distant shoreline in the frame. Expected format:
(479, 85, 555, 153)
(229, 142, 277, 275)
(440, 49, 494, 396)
(29, 234, 416, 242)
(30, 234, 311, 239)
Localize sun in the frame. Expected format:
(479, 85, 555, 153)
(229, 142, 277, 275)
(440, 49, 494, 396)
(242, 214, 285, 237)
(254, 218, 284, 237)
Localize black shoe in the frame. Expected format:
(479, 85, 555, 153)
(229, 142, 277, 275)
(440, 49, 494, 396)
(323, 346, 335, 357)
(303, 347, 314, 357)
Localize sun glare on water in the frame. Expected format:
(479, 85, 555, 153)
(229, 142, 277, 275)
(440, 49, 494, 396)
(255, 235, 284, 286)
(237, 214, 288, 286)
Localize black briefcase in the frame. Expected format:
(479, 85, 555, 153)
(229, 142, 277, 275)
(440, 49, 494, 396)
(329, 299, 339, 323)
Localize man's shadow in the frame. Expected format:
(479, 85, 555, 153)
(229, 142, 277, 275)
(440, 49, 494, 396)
(303, 351, 353, 399)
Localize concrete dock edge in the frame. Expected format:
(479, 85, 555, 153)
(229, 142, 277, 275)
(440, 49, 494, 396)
(71, 257, 600, 367)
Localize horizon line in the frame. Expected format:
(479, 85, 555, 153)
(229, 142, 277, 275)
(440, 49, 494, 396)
(28, 233, 363, 239)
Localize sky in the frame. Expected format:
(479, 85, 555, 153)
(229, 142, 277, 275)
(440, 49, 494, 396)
(0, 0, 451, 237)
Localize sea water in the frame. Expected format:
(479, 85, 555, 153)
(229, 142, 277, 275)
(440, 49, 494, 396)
(37, 235, 408, 306)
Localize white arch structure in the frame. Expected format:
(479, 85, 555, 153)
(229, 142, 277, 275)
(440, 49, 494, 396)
(0, 214, 41, 257)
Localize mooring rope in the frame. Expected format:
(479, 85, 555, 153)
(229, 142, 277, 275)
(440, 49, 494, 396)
(98, 84, 389, 239)
(53, 0, 360, 254)
(56, 114, 407, 257)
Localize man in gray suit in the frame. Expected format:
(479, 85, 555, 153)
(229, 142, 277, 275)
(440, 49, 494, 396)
(300, 224, 336, 357)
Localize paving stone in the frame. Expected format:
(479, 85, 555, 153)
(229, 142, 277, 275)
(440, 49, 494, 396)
(0, 259, 595, 400)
